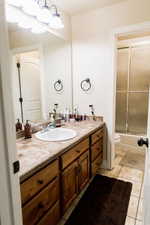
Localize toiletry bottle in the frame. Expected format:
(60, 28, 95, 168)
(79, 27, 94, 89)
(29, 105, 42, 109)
(24, 120, 32, 139)
(49, 114, 56, 128)
(64, 108, 69, 122)
(74, 108, 77, 121)
(16, 118, 22, 132)
(84, 114, 87, 121)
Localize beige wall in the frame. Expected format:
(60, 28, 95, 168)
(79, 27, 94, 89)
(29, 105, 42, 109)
(71, 0, 150, 168)
(42, 39, 72, 118)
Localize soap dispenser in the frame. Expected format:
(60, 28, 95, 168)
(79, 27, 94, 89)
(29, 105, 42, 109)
(16, 118, 22, 132)
(24, 120, 32, 139)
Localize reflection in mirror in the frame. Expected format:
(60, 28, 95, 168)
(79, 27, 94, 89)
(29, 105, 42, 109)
(8, 23, 72, 125)
(12, 51, 42, 122)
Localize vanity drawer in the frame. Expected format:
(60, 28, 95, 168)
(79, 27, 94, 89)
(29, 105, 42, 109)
(21, 159, 59, 205)
(91, 128, 103, 145)
(91, 139, 103, 162)
(22, 177, 59, 225)
(61, 138, 89, 169)
(37, 201, 60, 225)
(92, 154, 103, 176)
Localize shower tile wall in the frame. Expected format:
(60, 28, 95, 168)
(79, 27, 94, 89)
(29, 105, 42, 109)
(116, 45, 150, 135)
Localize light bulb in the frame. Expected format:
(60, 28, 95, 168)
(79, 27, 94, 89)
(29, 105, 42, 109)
(37, 7, 52, 24)
(49, 14, 64, 29)
(18, 15, 33, 29)
(22, 0, 40, 16)
(6, 0, 23, 7)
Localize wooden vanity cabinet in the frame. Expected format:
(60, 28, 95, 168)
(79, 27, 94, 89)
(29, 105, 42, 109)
(61, 138, 89, 169)
(91, 127, 104, 176)
(21, 159, 60, 225)
(21, 159, 59, 205)
(37, 201, 60, 225)
(22, 177, 59, 225)
(61, 160, 79, 212)
(78, 151, 90, 191)
(92, 154, 103, 176)
(61, 138, 90, 213)
(20, 126, 104, 225)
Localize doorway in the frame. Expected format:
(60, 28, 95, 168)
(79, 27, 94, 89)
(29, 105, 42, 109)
(114, 30, 150, 225)
(116, 42, 150, 136)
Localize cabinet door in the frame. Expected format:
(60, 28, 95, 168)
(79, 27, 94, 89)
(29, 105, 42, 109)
(92, 154, 103, 177)
(78, 151, 89, 191)
(62, 161, 78, 213)
(37, 201, 60, 225)
(91, 139, 103, 162)
(22, 177, 59, 225)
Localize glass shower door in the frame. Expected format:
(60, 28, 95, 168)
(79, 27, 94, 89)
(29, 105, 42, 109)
(116, 45, 150, 135)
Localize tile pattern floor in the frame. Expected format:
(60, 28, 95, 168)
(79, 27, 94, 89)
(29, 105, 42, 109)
(99, 144, 145, 225)
(58, 144, 145, 225)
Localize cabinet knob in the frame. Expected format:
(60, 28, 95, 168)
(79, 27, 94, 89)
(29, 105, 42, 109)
(37, 179, 44, 185)
(76, 150, 80, 153)
(38, 202, 44, 209)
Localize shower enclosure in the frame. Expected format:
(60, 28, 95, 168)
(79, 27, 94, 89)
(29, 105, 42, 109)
(115, 44, 150, 135)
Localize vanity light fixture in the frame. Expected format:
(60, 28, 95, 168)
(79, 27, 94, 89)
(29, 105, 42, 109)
(49, 4, 64, 29)
(5, 0, 64, 34)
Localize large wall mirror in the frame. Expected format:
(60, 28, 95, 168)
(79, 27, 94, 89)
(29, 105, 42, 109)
(8, 24, 72, 123)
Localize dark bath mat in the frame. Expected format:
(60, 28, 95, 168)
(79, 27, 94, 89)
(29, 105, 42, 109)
(64, 175, 132, 225)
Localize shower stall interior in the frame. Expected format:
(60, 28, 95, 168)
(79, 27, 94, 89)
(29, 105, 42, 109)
(115, 44, 150, 136)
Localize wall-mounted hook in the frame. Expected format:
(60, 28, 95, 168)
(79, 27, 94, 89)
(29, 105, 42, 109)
(54, 79, 63, 92)
(80, 78, 92, 92)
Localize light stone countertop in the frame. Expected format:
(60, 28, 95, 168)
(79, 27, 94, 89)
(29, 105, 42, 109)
(17, 120, 104, 182)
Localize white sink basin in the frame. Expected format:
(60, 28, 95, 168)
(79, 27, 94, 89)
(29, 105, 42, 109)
(35, 128, 77, 142)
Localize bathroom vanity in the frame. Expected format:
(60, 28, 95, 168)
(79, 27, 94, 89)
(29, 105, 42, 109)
(17, 121, 105, 225)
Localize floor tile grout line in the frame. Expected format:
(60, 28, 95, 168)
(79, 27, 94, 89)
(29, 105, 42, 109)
(135, 175, 144, 221)
(126, 216, 136, 225)
(134, 218, 137, 225)
(118, 176, 143, 184)
(115, 147, 144, 225)
(116, 164, 123, 178)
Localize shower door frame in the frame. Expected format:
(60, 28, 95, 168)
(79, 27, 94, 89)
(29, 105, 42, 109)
(116, 46, 131, 134)
(116, 45, 150, 135)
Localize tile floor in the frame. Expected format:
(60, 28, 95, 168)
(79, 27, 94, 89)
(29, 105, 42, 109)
(58, 143, 145, 225)
(99, 143, 145, 225)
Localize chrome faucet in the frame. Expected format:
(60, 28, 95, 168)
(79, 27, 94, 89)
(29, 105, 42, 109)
(89, 105, 96, 121)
